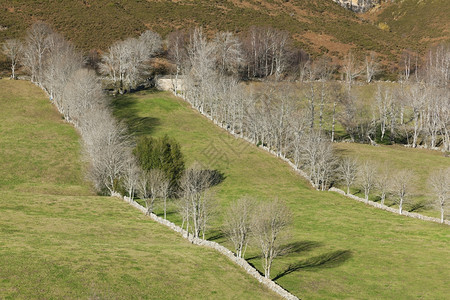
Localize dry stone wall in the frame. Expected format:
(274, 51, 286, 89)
(329, 187, 450, 225)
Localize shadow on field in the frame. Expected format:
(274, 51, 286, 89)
(408, 200, 427, 212)
(278, 241, 323, 257)
(111, 94, 160, 136)
(273, 250, 352, 281)
(246, 241, 322, 261)
(207, 230, 225, 241)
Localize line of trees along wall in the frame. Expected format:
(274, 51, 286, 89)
(174, 27, 448, 223)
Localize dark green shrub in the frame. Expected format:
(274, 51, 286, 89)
(134, 135, 185, 191)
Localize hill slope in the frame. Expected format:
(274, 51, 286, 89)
(113, 89, 450, 299)
(0, 79, 279, 299)
(1, 0, 448, 65)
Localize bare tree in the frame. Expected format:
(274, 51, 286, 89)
(375, 85, 392, 141)
(184, 27, 216, 114)
(342, 51, 363, 90)
(2, 39, 23, 79)
(376, 164, 390, 205)
(179, 163, 217, 239)
(223, 197, 255, 258)
(358, 161, 376, 201)
(300, 130, 336, 190)
(316, 56, 335, 130)
(212, 31, 244, 76)
(429, 168, 449, 223)
(147, 169, 168, 215)
(139, 30, 162, 57)
(41, 33, 83, 114)
(241, 26, 290, 79)
(160, 177, 170, 219)
(391, 170, 413, 214)
(62, 68, 106, 125)
(22, 22, 53, 85)
(339, 157, 358, 195)
(407, 84, 427, 148)
(138, 170, 151, 212)
(167, 30, 187, 94)
(365, 51, 379, 83)
(99, 31, 161, 94)
(252, 199, 291, 279)
(82, 110, 131, 195)
(122, 158, 141, 201)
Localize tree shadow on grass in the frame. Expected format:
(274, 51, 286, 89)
(278, 241, 323, 257)
(408, 200, 428, 212)
(155, 210, 177, 218)
(272, 250, 352, 281)
(246, 241, 322, 262)
(206, 229, 225, 241)
(111, 94, 161, 136)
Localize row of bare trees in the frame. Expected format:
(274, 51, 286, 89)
(5, 22, 136, 197)
(339, 158, 449, 222)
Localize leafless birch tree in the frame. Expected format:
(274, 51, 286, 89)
(339, 157, 358, 194)
(391, 170, 413, 214)
(179, 163, 217, 239)
(123, 157, 141, 201)
(428, 168, 449, 223)
(376, 164, 390, 205)
(22, 22, 53, 85)
(358, 161, 376, 201)
(223, 197, 255, 258)
(2, 39, 22, 79)
(365, 52, 379, 83)
(252, 199, 292, 279)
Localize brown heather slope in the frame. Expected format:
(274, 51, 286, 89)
(1, 0, 447, 64)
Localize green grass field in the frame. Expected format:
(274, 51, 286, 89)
(0, 79, 279, 299)
(113, 89, 450, 299)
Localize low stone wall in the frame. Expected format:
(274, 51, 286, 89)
(114, 193, 299, 300)
(155, 76, 184, 92)
(328, 187, 449, 225)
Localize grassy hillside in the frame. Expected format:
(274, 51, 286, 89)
(113, 89, 450, 299)
(0, 79, 279, 299)
(1, 0, 444, 64)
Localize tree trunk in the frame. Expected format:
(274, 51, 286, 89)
(331, 101, 336, 142)
(164, 197, 167, 219)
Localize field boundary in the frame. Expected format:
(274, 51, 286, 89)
(174, 91, 449, 226)
(329, 187, 450, 225)
(113, 193, 299, 300)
